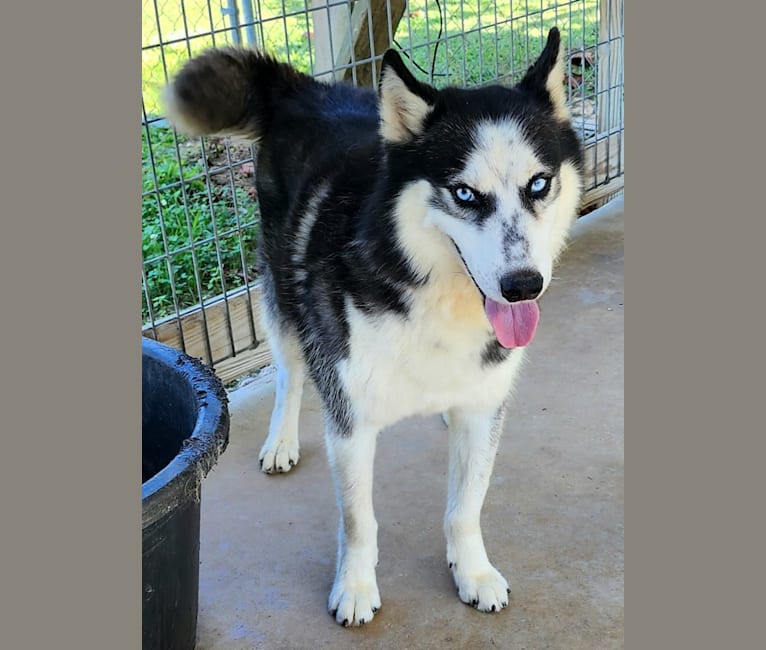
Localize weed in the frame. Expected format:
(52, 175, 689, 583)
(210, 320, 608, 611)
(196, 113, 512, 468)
(141, 125, 258, 322)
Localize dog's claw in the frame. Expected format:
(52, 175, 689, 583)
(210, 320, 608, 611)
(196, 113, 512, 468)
(342, 618, 349, 627)
(372, 606, 378, 613)
(289, 459, 295, 466)
(491, 604, 496, 612)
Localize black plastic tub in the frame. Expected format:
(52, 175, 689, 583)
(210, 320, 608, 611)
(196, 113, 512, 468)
(142, 338, 230, 650)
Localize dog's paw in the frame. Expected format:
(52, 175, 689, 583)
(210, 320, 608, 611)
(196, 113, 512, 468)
(451, 562, 510, 613)
(328, 570, 381, 627)
(258, 438, 299, 474)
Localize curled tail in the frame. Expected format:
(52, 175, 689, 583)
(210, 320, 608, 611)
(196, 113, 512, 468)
(164, 47, 317, 141)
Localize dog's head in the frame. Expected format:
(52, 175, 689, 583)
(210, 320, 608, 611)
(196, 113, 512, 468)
(379, 28, 583, 348)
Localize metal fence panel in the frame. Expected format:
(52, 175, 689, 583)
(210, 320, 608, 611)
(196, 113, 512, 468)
(141, 0, 624, 382)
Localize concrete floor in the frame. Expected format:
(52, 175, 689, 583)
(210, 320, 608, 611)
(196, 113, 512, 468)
(196, 197, 624, 649)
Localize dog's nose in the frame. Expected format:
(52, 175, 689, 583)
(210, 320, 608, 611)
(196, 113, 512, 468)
(499, 270, 544, 302)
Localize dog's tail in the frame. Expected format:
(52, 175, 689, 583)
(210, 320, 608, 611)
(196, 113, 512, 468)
(164, 47, 316, 141)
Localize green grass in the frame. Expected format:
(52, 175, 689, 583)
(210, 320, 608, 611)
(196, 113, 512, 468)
(142, 1, 599, 323)
(142, 1, 598, 114)
(141, 125, 258, 322)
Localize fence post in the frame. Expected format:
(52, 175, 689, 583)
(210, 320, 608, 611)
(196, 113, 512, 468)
(597, 0, 624, 136)
(221, 0, 242, 46)
(342, 0, 406, 88)
(239, 1, 261, 49)
(311, 1, 352, 81)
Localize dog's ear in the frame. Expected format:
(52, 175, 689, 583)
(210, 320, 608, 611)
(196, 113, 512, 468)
(379, 49, 438, 143)
(518, 27, 569, 120)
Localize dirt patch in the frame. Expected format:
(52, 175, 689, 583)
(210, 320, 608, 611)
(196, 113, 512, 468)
(205, 137, 259, 200)
(179, 136, 260, 200)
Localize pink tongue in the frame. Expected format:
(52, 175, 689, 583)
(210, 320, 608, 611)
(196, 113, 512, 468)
(484, 298, 540, 348)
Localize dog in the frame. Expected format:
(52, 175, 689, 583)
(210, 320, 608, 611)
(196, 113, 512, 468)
(165, 27, 583, 626)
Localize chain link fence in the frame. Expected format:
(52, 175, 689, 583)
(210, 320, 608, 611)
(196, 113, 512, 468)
(142, 0, 624, 383)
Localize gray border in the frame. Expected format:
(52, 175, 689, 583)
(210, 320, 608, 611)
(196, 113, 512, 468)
(6, 0, 766, 648)
(1, 2, 140, 648)
(628, 1, 765, 648)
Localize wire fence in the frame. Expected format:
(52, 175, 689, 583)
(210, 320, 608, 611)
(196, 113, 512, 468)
(141, 0, 624, 383)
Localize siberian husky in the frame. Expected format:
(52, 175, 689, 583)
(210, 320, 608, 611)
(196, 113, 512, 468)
(166, 27, 583, 626)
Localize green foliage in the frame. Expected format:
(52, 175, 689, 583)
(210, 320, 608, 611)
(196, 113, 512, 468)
(141, 1, 600, 324)
(142, 1, 599, 113)
(141, 126, 258, 322)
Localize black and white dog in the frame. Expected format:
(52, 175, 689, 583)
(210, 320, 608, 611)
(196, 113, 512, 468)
(166, 27, 583, 626)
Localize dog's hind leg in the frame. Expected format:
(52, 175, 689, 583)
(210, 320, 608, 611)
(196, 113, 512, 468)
(444, 404, 511, 613)
(258, 321, 305, 474)
(325, 421, 381, 627)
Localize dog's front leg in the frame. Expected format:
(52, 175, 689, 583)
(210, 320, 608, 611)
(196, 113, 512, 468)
(444, 404, 511, 612)
(325, 422, 381, 626)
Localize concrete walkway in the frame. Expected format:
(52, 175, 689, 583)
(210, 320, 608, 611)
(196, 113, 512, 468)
(196, 197, 624, 649)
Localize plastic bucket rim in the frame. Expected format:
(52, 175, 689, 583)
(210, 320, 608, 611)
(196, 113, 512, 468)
(141, 338, 229, 530)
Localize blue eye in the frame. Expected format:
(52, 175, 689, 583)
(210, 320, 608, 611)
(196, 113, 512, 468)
(529, 176, 550, 195)
(453, 186, 477, 204)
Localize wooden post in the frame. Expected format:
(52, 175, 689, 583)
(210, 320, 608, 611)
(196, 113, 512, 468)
(597, 0, 624, 136)
(343, 0, 406, 87)
(595, 0, 624, 197)
(311, 1, 352, 82)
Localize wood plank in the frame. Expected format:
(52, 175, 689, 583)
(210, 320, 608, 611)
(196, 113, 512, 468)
(332, 1, 370, 76)
(582, 177, 624, 210)
(142, 285, 263, 367)
(598, 0, 624, 133)
(311, 0, 352, 82)
(214, 346, 273, 385)
(583, 131, 624, 191)
(343, 0, 406, 87)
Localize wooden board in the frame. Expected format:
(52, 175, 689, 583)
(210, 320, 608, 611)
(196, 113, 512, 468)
(598, 0, 624, 134)
(582, 131, 624, 197)
(311, 0, 351, 82)
(213, 346, 273, 385)
(582, 176, 624, 210)
(142, 285, 264, 369)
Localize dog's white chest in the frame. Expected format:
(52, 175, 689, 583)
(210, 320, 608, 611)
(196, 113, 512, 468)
(339, 276, 523, 429)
